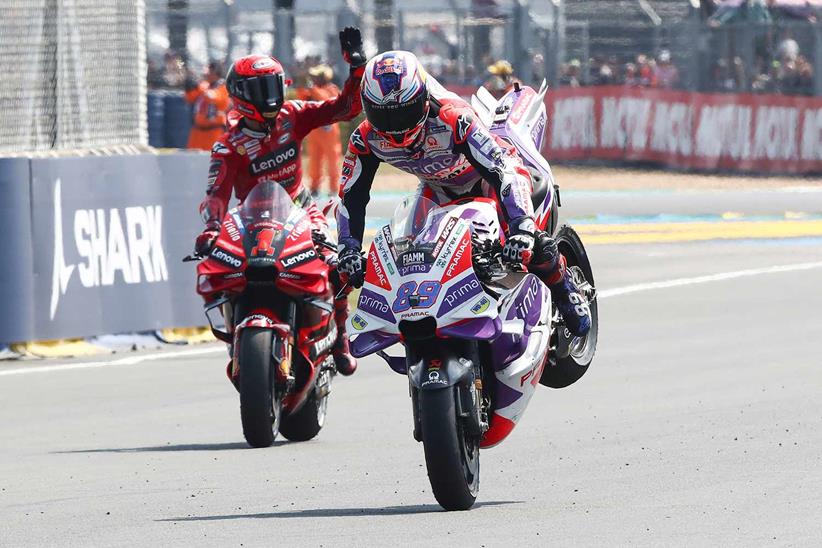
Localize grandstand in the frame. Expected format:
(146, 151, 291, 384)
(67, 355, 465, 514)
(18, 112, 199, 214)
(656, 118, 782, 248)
(562, 0, 695, 64)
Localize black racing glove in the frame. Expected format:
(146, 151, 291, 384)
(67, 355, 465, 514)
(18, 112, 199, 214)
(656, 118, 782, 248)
(195, 224, 220, 256)
(338, 246, 365, 288)
(339, 27, 366, 69)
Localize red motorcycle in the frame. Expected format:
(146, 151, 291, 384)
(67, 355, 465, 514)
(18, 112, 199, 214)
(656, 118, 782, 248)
(186, 182, 339, 447)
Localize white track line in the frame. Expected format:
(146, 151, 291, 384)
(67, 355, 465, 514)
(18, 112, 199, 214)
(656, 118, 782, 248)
(0, 346, 223, 377)
(598, 260, 822, 299)
(3, 260, 822, 378)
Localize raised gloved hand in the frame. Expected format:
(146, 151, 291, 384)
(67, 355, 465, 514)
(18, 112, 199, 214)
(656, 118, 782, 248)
(339, 27, 366, 69)
(338, 245, 365, 288)
(195, 224, 220, 256)
(502, 217, 536, 265)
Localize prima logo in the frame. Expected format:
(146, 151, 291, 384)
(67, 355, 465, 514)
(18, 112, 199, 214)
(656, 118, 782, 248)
(358, 294, 390, 314)
(444, 278, 480, 307)
(49, 179, 168, 320)
(515, 278, 540, 318)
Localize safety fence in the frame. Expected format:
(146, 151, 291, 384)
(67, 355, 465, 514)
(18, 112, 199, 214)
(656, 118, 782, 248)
(542, 86, 822, 174)
(0, 152, 211, 346)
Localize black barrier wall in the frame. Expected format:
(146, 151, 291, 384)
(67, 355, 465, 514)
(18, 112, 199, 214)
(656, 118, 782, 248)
(1, 152, 211, 344)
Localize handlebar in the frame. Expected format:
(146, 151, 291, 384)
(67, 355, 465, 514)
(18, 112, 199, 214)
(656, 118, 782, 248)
(182, 253, 203, 263)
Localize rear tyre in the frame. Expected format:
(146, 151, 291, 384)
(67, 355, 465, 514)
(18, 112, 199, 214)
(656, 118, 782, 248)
(541, 224, 599, 388)
(239, 327, 279, 447)
(279, 370, 331, 442)
(419, 387, 479, 511)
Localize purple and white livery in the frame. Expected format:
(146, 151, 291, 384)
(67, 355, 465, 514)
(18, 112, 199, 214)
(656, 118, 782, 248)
(348, 81, 599, 511)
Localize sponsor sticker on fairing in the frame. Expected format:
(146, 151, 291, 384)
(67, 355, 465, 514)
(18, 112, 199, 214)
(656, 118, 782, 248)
(381, 226, 397, 259)
(357, 289, 395, 323)
(351, 314, 368, 330)
(210, 246, 243, 268)
(400, 251, 428, 266)
(432, 217, 458, 257)
(365, 248, 391, 290)
(471, 296, 490, 315)
(374, 236, 395, 275)
(435, 220, 466, 269)
(279, 247, 317, 269)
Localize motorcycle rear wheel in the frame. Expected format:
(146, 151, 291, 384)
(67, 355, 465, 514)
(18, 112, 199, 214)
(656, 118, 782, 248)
(541, 224, 599, 388)
(419, 387, 480, 511)
(239, 327, 281, 447)
(279, 369, 331, 442)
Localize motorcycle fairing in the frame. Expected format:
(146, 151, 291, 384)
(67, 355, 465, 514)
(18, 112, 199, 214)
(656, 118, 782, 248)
(472, 81, 556, 232)
(481, 272, 551, 448)
(349, 204, 501, 358)
(197, 209, 247, 296)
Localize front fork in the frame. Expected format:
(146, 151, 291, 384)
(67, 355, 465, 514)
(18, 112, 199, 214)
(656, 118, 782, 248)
(229, 298, 297, 395)
(407, 340, 488, 442)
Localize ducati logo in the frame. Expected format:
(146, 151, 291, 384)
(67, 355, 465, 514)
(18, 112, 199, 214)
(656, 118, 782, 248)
(50, 179, 168, 320)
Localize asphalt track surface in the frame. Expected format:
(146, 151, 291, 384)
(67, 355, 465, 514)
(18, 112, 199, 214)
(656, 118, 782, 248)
(3, 191, 822, 546)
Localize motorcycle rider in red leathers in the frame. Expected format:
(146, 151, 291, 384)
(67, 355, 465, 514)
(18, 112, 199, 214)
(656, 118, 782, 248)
(195, 27, 367, 377)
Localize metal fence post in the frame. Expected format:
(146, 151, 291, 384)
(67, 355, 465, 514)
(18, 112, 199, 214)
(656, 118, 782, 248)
(815, 23, 822, 97)
(273, 8, 294, 66)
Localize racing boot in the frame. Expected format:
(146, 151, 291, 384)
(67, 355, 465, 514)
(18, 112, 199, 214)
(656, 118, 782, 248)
(332, 298, 357, 376)
(531, 232, 591, 338)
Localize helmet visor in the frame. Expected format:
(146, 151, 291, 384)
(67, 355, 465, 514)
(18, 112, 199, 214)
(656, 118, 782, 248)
(236, 74, 285, 114)
(363, 91, 427, 140)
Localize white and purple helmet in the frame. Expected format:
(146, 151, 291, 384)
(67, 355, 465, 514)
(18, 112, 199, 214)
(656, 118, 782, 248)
(361, 51, 429, 147)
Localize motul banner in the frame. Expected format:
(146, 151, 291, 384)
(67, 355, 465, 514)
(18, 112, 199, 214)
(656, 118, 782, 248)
(544, 86, 822, 174)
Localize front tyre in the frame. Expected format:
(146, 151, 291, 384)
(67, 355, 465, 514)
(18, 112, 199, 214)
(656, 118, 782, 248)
(238, 327, 280, 447)
(541, 224, 599, 388)
(419, 387, 479, 511)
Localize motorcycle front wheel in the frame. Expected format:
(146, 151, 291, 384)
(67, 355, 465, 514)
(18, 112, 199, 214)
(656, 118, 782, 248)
(419, 387, 480, 511)
(238, 327, 282, 447)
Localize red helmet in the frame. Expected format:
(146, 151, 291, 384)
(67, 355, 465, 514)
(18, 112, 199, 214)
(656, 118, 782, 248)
(226, 55, 287, 123)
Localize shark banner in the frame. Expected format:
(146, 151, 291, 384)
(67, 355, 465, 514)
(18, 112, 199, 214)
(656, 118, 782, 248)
(0, 153, 210, 343)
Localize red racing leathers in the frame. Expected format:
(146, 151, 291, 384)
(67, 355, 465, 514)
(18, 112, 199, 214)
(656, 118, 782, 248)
(199, 73, 362, 232)
(199, 70, 363, 376)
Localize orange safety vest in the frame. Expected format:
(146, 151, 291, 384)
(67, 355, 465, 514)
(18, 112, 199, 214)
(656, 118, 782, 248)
(185, 81, 230, 151)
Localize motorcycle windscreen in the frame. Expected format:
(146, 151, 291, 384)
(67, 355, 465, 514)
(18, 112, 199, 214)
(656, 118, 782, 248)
(238, 181, 304, 264)
(390, 193, 448, 253)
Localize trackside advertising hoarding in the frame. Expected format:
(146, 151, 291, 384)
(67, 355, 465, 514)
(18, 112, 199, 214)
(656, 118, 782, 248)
(0, 153, 210, 343)
(544, 86, 822, 174)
